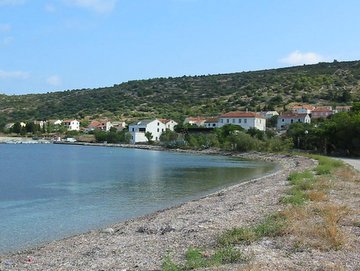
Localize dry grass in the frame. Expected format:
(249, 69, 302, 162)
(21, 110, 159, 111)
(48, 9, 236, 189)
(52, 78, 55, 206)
(279, 157, 359, 251)
(283, 202, 349, 251)
(335, 166, 358, 182)
(307, 190, 327, 201)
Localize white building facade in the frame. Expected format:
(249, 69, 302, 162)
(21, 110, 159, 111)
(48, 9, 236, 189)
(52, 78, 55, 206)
(204, 117, 219, 128)
(217, 112, 266, 131)
(291, 105, 315, 114)
(129, 119, 168, 144)
(277, 114, 311, 130)
(160, 119, 178, 130)
(63, 120, 80, 131)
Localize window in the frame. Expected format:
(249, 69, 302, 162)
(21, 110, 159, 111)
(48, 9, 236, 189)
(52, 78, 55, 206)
(132, 128, 135, 132)
(226, 119, 230, 123)
(220, 119, 224, 123)
(157, 128, 159, 132)
(282, 119, 284, 122)
(232, 119, 235, 123)
(244, 119, 247, 124)
(157, 122, 160, 126)
(162, 129, 164, 132)
(238, 119, 242, 123)
(139, 128, 145, 132)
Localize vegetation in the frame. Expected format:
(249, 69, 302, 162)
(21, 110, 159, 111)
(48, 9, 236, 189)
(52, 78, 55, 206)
(94, 128, 131, 144)
(287, 103, 360, 155)
(0, 60, 360, 124)
(218, 213, 286, 246)
(162, 155, 357, 269)
(162, 245, 246, 270)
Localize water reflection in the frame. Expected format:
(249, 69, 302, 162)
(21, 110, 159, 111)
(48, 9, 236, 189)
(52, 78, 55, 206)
(0, 144, 275, 253)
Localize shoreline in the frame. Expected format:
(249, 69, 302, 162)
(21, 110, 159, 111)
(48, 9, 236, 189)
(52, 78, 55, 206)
(0, 151, 315, 270)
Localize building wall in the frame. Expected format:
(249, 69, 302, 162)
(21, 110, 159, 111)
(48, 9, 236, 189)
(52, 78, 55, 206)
(217, 117, 266, 131)
(165, 120, 177, 130)
(64, 120, 80, 131)
(277, 115, 311, 130)
(312, 111, 333, 119)
(292, 108, 311, 114)
(129, 119, 167, 144)
(205, 122, 219, 128)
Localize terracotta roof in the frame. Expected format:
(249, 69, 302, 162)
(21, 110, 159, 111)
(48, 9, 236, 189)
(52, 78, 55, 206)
(280, 113, 309, 119)
(204, 117, 219, 123)
(291, 105, 315, 110)
(186, 116, 206, 121)
(219, 111, 264, 119)
(63, 119, 77, 123)
(312, 108, 332, 112)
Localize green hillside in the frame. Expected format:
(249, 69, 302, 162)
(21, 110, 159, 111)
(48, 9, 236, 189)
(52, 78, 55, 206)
(1, 60, 360, 125)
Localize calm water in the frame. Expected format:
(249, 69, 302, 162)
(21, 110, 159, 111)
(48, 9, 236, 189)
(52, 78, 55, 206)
(0, 144, 275, 253)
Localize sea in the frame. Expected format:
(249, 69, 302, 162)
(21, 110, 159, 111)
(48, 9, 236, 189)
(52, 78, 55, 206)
(0, 144, 275, 253)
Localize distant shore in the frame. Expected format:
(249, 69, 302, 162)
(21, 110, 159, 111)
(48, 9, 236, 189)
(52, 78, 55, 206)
(0, 151, 315, 270)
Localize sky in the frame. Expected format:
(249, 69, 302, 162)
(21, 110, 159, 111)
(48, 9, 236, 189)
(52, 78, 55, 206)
(0, 0, 360, 95)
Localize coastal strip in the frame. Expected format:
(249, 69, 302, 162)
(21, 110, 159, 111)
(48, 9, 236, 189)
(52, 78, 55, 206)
(0, 153, 314, 270)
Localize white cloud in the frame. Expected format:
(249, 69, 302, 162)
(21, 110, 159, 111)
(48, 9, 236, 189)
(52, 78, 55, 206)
(63, 0, 117, 13)
(0, 23, 11, 32)
(0, 70, 30, 80)
(0, 0, 25, 6)
(46, 75, 62, 86)
(280, 50, 326, 65)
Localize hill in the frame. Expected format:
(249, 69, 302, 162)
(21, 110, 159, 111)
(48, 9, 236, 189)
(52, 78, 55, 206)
(1, 60, 360, 125)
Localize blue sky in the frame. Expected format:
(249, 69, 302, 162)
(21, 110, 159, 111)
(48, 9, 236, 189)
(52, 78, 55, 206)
(0, 0, 359, 95)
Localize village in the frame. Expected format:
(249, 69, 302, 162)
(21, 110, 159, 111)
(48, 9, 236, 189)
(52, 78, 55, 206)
(2, 104, 352, 145)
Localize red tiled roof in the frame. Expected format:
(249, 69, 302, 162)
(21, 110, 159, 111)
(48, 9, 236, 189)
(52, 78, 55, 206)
(291, 104, 315, 110)
(63, 119, 77, 123)
(312, 108, 332, 113)
(88, 121, 104, 128)
(186, 117, 206, 122)
(280, 113, 308, 119)
(219, 111, 264, 119)
(205, 117, 219, 123)
(159, 118, 171, 124)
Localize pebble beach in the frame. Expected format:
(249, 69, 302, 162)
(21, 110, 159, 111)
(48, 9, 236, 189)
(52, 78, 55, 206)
(0, 152, 320, 270)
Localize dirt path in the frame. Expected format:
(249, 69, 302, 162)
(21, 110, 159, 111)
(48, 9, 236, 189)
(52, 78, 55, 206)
(338, 158, 360, 171)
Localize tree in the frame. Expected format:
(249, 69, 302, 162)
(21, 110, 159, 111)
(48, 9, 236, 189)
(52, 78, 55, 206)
(160, 129, 178, 142)
(145, 131, 153, 143)
(11, 122, 22, 134)
(351, 102, 360, 113)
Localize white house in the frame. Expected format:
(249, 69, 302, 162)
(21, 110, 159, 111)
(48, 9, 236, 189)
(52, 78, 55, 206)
(129, 119, 168, 144)
(159, 119, 178, 130)
(63, 119, 80, 131)
(85, 120, 113, 132)
(183, 116, 207, 127)
(204, 117, 219, 128)
(290, 105, 315, 114)
(311, 107, 333, 119)
(277, 114, 311, 130)
(217, 111, 266, 131)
